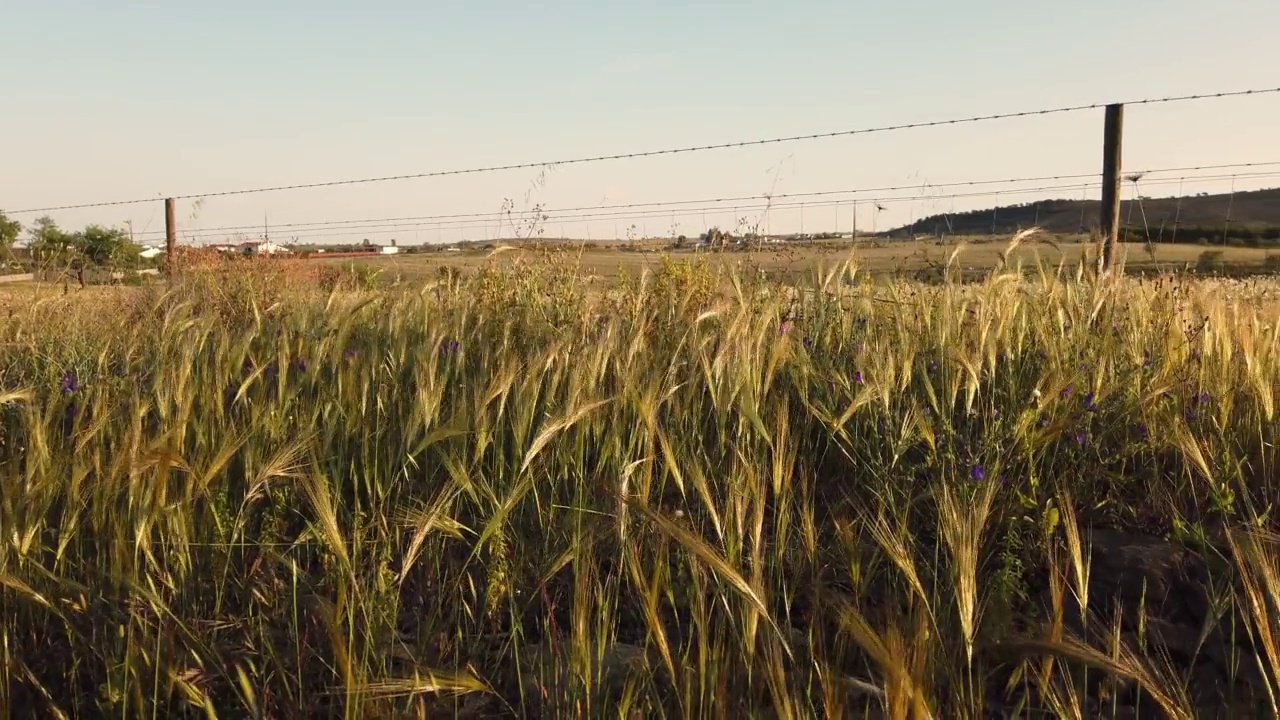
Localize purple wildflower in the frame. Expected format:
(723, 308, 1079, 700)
(60, 371, 80, 394)
(1061, 384, 1074, 399)
(854, 371, 864, 385)
(1073, 430, 1088, 447)
(970, 465, 987, 481)
(1083, 392, 1097, 412)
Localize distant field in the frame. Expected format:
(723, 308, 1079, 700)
(0, 239, 1273, 310)
(322, 239, 1279, 284)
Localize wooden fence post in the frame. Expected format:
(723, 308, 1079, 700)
(1100, 104, 1124, 273)
(164, 197, 176, 281)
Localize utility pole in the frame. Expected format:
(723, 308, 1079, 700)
(1100, 103, 1124, 272)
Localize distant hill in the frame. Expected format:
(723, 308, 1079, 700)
(886, 187, 1280, 242)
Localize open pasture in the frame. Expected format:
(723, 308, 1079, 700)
(329, 238, 1280, 285)
(0, 254, 1278, 718)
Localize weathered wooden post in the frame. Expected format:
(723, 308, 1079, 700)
(1100, 104, 1124, 272)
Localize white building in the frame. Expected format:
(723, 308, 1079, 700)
(239, 241, 288, 255)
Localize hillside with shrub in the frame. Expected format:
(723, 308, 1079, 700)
(890, 187, 1280, 242)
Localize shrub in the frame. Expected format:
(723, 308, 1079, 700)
(1196, 250, 1225, 273)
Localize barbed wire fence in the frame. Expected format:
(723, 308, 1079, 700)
(4, 86, 1280, 281)
(93, 164, 1275, 244)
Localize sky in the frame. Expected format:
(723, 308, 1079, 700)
(2, 0, 1279, 245)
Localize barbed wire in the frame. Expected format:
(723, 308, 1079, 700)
(165, 172, 1280, 243)
(8, 86, 1280, 215)
(126, 161, 1280, 240)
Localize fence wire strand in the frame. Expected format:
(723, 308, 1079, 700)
(8, 86, 1280, 215)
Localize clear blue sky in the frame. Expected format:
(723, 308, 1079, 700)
(2, 0, 1278, 244)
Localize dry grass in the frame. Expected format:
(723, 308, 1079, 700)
(0, 237, 1277, 718)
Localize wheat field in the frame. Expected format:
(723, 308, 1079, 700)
(0, 247, 1277, 718)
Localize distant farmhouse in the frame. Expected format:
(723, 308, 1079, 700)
(237, 240, 289, 255)
(189, 237, 405, 257)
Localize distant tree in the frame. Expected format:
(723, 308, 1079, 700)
(704, 227, 725, 250)
(0, 211, 20, 258)
(26, 218, 137, 286)
(26, 216, 76, 266)
(77, 224, 137, 267)
(24, 216, 78, 284)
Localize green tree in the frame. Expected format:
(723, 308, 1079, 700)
(0, 211, 20, 257)
(27, 219, 137, 269)
(21, 217, 139, 286)
(77, 224, 137, 267)
(26, 216, 77, 267)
